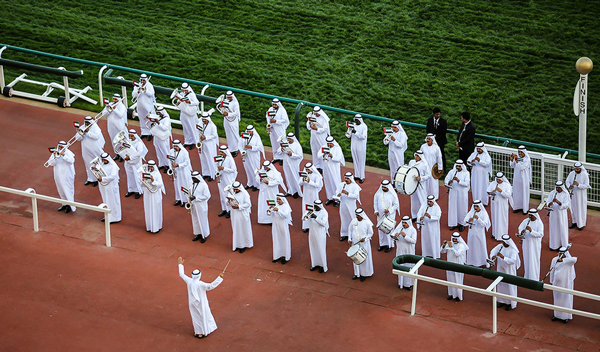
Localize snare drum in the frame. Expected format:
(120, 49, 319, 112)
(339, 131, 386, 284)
(346, 244, 367, 265)
(393, 165, 420, 195)
(376, 215, 396, 234)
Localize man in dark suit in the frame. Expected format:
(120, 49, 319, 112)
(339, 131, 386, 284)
(426, 107, 448, 172)
(456, 112, 475, 166)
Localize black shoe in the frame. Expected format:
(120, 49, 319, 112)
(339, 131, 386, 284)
(384, 246, 392, 253)
(278, 159, 283, 166)
(505, 306, 513, 311)
(412, 218, 417, 223)
(192, 235, 202, 242)
(398, 285, 403, 289)
(58, 205, 67, 212)
(125, 192, 134, 198)
(245, 185, 251, 190)
(206, 177, 213, 182)
(333, 201, 339, 208)
(135, 193, 141, 199)
(147, 135, 153, 141)
(455, 297, 461, 302)
(272, 258, 280, 263)
(118, 156, 124, 162)
(303, 229, 309, 233)
(449, 226, 456, 230)
(239, 248, 246, 253)
(550, 247, 559, 251)
(200, 236, 206, 243)
(252, 186, 258, 191)
(84, 181, 91, 186)
(551, 316, 558, 321)
(447, 295, 453, 300)
(64, 206, 72, 214)
(325, 199, 333, 206)
(281, 258, 287, 265)
(562, 319, 569, 324)
(458, 225, 465, 232)
(405, 286, 413, 291)
(310, 266, 317, 271)
(339, 236, 348, 242)
(180, 203, 185, 208)
(162, 167, 168, 174)
(318, 267, 324, 273)
(377, 246, 384, 252)
(569, 223, 577, 229)
(293, 193, 299, 199)
(92, 181, 98, 187)
(110, 220, 120, 224)
(100, 217, 105, 222)
(225, 211, 231, 219)
(360, 276, 366, 282)
(231, 151, 238, 157)
(359, 178, 364, 184)
(218, 210, 227, 217)
(513, 209, 521, 214)
(187, 144, 194, 150)
(496, 303, 506, 308)
(578, 226, 585, 231)
(352, 275, 359, 280)
(174, 200, 182, 206)
(113, 155, 120, 161)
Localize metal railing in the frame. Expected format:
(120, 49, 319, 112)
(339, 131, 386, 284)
(0, 185, 113, 247)
(394, 258, 600, 334)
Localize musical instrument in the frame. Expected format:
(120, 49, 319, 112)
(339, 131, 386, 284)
(89, 157, 109, 186)
(47, 111, 106, 167)
(266, 110, 276, 134)
(333, 183, 346, 203)
(145, 114, 170, 141)
(537, 197, 556, 216)
(467, 211, 479, 229)
(466, 154, 479, 166)
(215, 95, 234, 121)
(321, 146, 330, 162)
(376, 215, 396, 234)
(302, 204, 315, 221)
(214, 155, 224, 183)
(181, 186, 194, 212)
(382, 127, 393, 144)
(138, 164, 159, 193)
(346, 244, 367, 265)
(44, 145, 67, 168)
(112, 130, 136, 160)
(299, 171, 309, 183)
(223, 185, 239, 207)
(306, 112, 322, 129)
(393, 165, 420, 196)
(103, 97, 122, 114)
(132, 76, 151, 103)
(195, 124, 204, 153)
(541, 243, 572, 282)
(259, 171, 275, 185)
(280, 139, 292, 155)
(344, 121, 354, 139)
(568, 173, 577, 197)
(431, 163, 444, 179)
(487, 246, 504, 267)
(517, 218, 531, 244)
(445, 168, 459, 193)
(416, 206, 429, 231)
(167, 150, 179, 180)
(170, 89, 190, 106)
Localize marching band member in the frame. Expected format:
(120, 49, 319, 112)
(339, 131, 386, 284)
(391, 216, 417, 290)
(123, 129, 147, 199)
(566, 162, 590, 231)
(266, 98, 289, 164)
(78, 115, 105, 187)
(408, 150, 431, 220)
(348, 208, 374, 282)
(445, 160, 470, 231)
(489, 234, 520, 311)
(132, 73, 155, 140)
(467, 142, 493, 206)
(420, 133, 444, 199)
(336, 172, 361, 242)
(46, 141, 76, 213)
(384, 120, 408, 179)
(177, 82, 200, 149)
(546, 181, 571, 251)
(510, 146, 532, 214)
(229, 181, 253, 253)
(168, 140, 192, 207)
(518, 209, 544, 281)
(307, 106, 331, 172)
(318, 136, 345, 206)
(241, 125, 265, 190)
(373, 180, 399, 252)
(280, 132, 303, 198)
(417, 195, 442, 259)
(440, 232, 469, 301)
(222, 91, 242, 157)
(308, 200, 329, 273)
(139, 160, 164, 234)
(104, 93, 127, 161)
(456, 112, 475, 165)
(487, 172, 513, 241)
(426, 107, 448, 172)
(464, 200, 490, 267)
(271, 193, 292, 264)
(95, 153, 121, 223)
(349, 114, 368, 183)
(255, 160, 286, 224)
(189, 171, 211, 242)
(151, 106, 172, 173)
(216, 145, 238, 218)
(198, 112, 218, 181)
(550, 247, 577, 323)
(299, 162, 323, 232)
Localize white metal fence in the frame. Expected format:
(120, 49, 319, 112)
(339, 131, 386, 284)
(0, 185, 113, 247)
(485, 145, 600, 207)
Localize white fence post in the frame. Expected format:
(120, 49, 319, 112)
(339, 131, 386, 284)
(25, 188, 39, 232)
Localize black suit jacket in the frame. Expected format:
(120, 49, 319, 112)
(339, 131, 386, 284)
(457, 121, 476, 159)
(426, 116, 448, 146)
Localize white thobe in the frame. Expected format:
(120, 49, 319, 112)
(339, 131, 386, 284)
(566, 170, 590, 227)
(392, 225, 417, 288)
(271, 203, 292, 261)
(470, 154, 492, 206)
(420, 143, 443, 199)
(546, 191, 571, 250)
(463, 211, 490, 267)
(348, 219, 374, 277)
(179, 94, 200, 145)
(78, 124, 105, 182)
(140, 168, 164, 232)
(132, 83, 155, 136)
(190, 181, 211, 237)
(255, 168, 284, 224)
(308, 210, 329, 271)
(417, 202, 442, 258)
(510, 158, 531, 212)
(230, 190, 253, 250)
(318, 146, 344, 200)
(336, 182, 360, 238)
(490, 244, 519, 309)
(373, 191, 398, 248)
(217, 155, 238, 211)
(105, 103, 127, 154)
(199, 121, 218, 178)
(300, 173, 323, 230)
(518, 218, 543, 281)
(441, 243, 468, 300)
(280, 141, 303, 196)
(224, 100, 241, 152)
(408, 159, 431, 218)
(267, 106, 289, 160)
(124, 139, 144, 193)
(152, 115, 172, 168)
(178, 264, 223, 336)
(350, 123, 368, 179)
(307, 116, 330, 170)
(46, 149, 76, 211)
(171, 149, 192, 203)
(550, 256, 577, 320)
(487, 181, 513, 240)
(384, 131, 407, 179)
(445, 169, 470, 227)
(98, 162, 121, 222)
(241, 136, 263, 188)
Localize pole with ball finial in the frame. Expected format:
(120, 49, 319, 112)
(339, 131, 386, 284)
(574, 57, 593, 162)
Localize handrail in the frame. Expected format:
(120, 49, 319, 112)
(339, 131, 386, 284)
(1, 43, 598, 160)
(0, 57, 83, 78)
(0, 185, 113, 247)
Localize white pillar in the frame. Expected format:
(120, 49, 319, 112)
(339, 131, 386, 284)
(575, 57, 593, 162)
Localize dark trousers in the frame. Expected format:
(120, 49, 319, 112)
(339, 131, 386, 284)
(439, 143, 447, 173)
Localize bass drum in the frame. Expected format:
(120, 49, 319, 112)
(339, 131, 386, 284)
(393, 165, 420, 196)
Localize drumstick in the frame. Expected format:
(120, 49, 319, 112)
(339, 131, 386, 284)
(221, 259, 231, 274)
